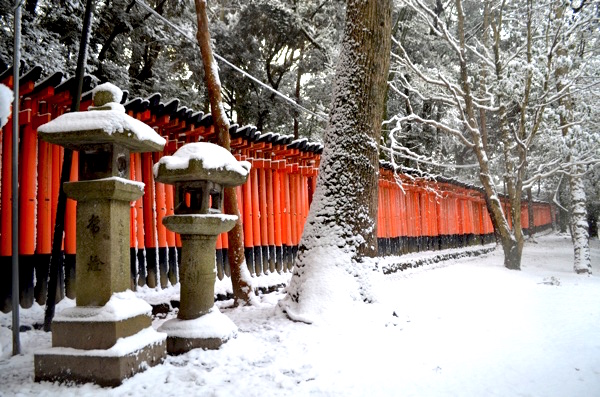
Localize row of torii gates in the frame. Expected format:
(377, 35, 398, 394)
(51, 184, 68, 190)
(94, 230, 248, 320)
(0, 66, 556, 313)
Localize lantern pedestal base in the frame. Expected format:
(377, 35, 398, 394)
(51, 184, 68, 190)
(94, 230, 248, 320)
(34, 293, 167, 387)
(34, 328, 166, 387)
(158, 307, 237, 355)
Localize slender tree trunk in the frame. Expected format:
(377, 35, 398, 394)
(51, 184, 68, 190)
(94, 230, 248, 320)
(195, 0, 254, 304)
(553, 4, 592, 274)
(293, 47, 304, 140)
(478, 1, 490, 154)
(569, 170, 591, 274)
(281, 0, 392, 323)
(527, 187, 536, 240)
(456, 0, 521, 270)
(557, 179, 569, 233)
(506, 0, 539, 266)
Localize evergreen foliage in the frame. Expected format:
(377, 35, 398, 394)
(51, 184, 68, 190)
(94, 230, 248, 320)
(0, 0, 343, 135)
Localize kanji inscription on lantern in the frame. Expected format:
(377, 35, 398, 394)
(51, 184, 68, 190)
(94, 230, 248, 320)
(34, 82, 167, 386)
(87, 214, 100, 235)
(87, 255, 104, 272)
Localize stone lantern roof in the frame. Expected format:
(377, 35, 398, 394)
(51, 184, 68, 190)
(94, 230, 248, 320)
(37, 82, 166, 152)
(153, 142, 250, 187)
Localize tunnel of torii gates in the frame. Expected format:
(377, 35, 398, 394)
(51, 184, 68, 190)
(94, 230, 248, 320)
(0, 66, 556, 313)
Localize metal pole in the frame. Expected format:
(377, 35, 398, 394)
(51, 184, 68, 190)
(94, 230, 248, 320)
(12, 0, 23, 356)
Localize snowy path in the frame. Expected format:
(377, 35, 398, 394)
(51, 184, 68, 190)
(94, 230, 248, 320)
(383, 234, 600, 396)
(1, 233, 599, 396)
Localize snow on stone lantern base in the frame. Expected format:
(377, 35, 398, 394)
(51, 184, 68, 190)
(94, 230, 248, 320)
(33, 83, 167, 387)
(153, 142, 250, 354)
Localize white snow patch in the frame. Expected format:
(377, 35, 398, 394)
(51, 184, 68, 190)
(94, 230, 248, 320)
(158, 307, 237, 340)
(0, 83, 13, 128)
(165, 213, 238, 222)
(85, 176, 145, 189)
(153, 142, 250, 177)
(281, 245, 362, 325)
(1, 235, 599, 396)
(54, 290, 152, 322)
(38, 327, 165, 357)
(37, 99, 166, 147)
(135, 283, 181, 306)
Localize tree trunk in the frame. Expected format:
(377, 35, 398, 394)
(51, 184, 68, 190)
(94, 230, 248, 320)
(527, 187, 536, 241)
(456, 0, 522, 270)
(194, 0, 254, 304)
(479, 169, 521, 270)
(553, 3, 592, 274)
(293, 47, 304, 140)
(280, 0, 392, 323)
(569, 168, 591, 274)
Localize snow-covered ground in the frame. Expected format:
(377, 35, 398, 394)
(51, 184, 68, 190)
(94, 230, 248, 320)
(1, 232, 599, 396)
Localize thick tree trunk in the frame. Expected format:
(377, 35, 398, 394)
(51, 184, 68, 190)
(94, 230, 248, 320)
(281, 0, 392, 323)
(479, 170, 521, 270)
(194, 0, 254, 304)
(569, 168, 592, 274)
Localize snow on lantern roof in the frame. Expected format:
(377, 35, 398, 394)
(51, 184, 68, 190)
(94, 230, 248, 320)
(153, 142, 251, 187)
(37, 83, 166, 152)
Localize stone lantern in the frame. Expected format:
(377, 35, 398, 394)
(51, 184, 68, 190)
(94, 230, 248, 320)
(153, 142, 250, 354)
(34, 83, 167, 386)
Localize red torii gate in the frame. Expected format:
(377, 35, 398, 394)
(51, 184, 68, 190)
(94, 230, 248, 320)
(0, 68, 556, 312)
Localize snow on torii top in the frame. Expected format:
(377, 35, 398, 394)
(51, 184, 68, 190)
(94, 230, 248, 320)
(153, 142, 251, 187)
(37, 82, 165, 152)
